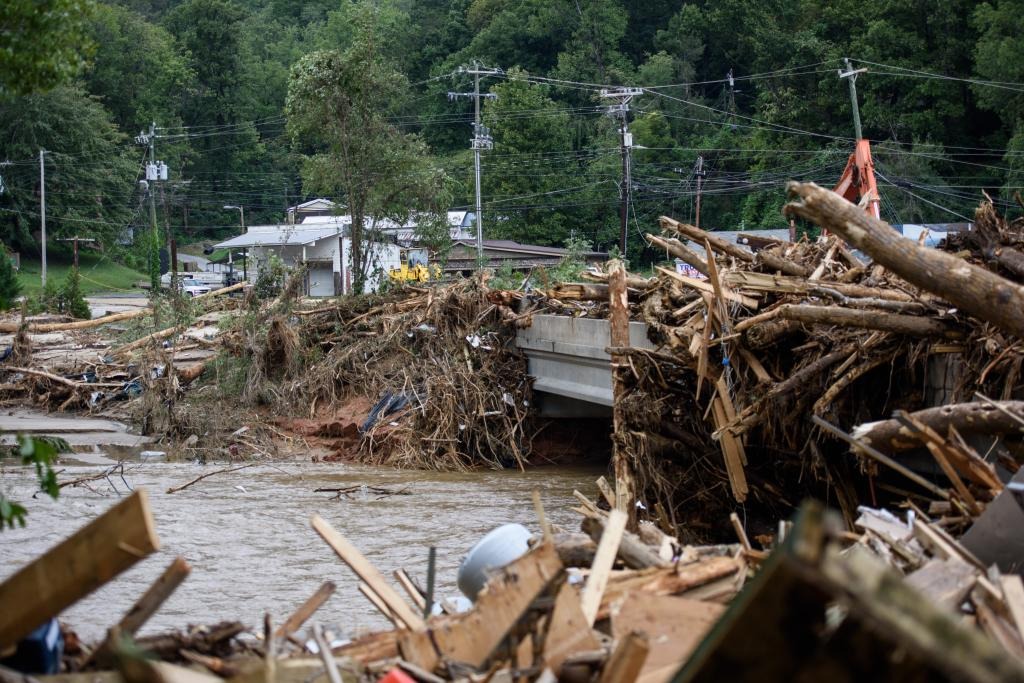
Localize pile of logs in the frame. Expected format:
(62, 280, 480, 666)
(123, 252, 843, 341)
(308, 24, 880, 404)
(590, 183, 1024, 539)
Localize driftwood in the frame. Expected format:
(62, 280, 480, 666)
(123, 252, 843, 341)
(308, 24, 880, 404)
(0, 281, 246, 334)
(775, 303, 962, 338)
(581, 515, 667, 569)
(853, 401, 1024, 453)
(646, 233, 710, 277)
(165, 463, 258, 494)
(785, 182, 1024, 339)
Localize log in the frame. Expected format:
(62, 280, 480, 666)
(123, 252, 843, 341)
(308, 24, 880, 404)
(112, 324, 188, 357)
(581, 516, 667, 570)
(609, 259, 635, 523)
(646, 234, 710, 277)
(660, 216, 754, 263)
(756, 250, 811, 277)
(553, 532, 598, 567)
(775, 303, 962, 338)
(785, 182, 1024, 339)
(744, 319, 803, 349)
(852, 401, 1024, 453)
(723, 270, 916, 301)
(0, 281, 246, 334)
(0, 489, 159, 649)
(993, 246, 1024, 279)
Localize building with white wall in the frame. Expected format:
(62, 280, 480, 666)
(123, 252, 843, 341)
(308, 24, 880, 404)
(214, 223, 400, 296)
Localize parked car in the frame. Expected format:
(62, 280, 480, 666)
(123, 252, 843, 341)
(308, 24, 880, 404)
(177, 279, 212, 297)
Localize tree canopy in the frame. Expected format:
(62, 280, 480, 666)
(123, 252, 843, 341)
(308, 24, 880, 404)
(1, 0, 1022, 267)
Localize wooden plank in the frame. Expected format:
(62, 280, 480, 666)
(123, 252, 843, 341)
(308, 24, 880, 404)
(581, 509, 628, 626)
(598, 630, 649, 683)
(611, 594, 724, 683)
(91, 556, 191, 667)
(394, 569, 427, 612)
(275, 581, 337, 639)
(532, 489, 553, 544)
(0, 489, 159, 650)
(405, 542, 563, 670)
(311, 514, 425, 631)
(543, 582, 603, 673)
(1001, 575, 1024, 639)
(359, 582, 396, 625)
(596, 476, 616, 509)
(905, 559, 978, 611)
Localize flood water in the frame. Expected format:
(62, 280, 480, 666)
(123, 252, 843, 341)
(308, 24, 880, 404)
(0, 459, 601, 642)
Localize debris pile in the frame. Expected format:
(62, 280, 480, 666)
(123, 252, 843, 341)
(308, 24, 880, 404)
(277, 279, 533, 470)
(592, 183, 1024, 539)
(7, 480, 1024, 682)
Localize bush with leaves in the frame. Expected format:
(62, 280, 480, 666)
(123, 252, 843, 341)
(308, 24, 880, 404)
(61, 266, 91, 319)
(253, 252, 288, 299)
(1, 435, 65, 530)
(0, 245, 21, 310)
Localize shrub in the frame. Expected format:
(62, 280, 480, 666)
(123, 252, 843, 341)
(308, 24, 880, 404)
(61, 267, 91, 319)
(0, 245, 21, 310)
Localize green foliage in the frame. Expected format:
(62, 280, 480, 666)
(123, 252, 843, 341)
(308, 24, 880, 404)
(0, 0, 96, 99)
(0, 85, 139, 253)
(61, 267, 91, 320)
(0, 244, 21, 310)
(148, 229, 161, 294)
(286, 4, 449, 292)
(1, 435, 66, 530)
(253, 252, 287, 299)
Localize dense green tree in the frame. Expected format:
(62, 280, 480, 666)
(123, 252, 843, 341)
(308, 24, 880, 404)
(84, 4, 195, 130)
(0, 85, 139, 253)
(0, 0, 96, 98)
(286, 7, 448, 292)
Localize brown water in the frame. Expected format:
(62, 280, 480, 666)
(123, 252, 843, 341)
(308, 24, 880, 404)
(0, 459, 601, 641)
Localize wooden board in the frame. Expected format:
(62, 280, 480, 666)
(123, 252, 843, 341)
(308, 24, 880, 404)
(401, 542, 563, 671)
(311, 514, 425, 631)
(0, 488, 160, 650)
(611, 593, 725, 683)
(543, 582, 602, 673)
(581, 509, 628, 626)
(598, 631, 649, 683)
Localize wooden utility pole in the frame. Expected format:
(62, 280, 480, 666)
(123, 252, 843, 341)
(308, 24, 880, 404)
(608, 259, 636, 528)
(56, 236, 96, 269)
(694, 155, 706, 230)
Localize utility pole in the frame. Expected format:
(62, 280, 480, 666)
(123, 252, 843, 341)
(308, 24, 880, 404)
(694, 155, 706, 230)
(601, 88, 642, 254)
(448, 62, 500, 259)
(137, 123, 169, 291)
(39, 150, 47, 287)
(839, 57, 866, 140)
(57, 236, 96, 269)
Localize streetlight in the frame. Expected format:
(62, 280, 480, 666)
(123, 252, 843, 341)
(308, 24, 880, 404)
(223, 205, 245, 283)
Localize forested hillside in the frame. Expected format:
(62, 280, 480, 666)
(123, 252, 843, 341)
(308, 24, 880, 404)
(1, 0, 1022, 265)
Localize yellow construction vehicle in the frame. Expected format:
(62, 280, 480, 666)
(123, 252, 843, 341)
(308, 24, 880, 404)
(388, 249, 441, 283)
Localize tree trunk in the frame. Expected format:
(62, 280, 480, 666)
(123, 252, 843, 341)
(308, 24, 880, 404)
(784, 182, 1024, 339)
(645, 233, 709, 277)
(852, 400, 1024, 453)
(776, 303, 962, 338)
(608, 259, 635, 527)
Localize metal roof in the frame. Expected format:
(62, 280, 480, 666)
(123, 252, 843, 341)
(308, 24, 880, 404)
(214, 225, 342, 248)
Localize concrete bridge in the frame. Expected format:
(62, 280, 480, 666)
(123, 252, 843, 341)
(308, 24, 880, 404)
(515, 314, 654, 417)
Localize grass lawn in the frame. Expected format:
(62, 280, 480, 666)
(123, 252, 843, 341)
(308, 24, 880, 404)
(17, 253, 147, 296)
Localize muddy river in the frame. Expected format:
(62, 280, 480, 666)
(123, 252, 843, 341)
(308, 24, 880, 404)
(0, 458, 601, 641)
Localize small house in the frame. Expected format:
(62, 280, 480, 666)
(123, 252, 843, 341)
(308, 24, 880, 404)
(214, 223, 400, 296)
